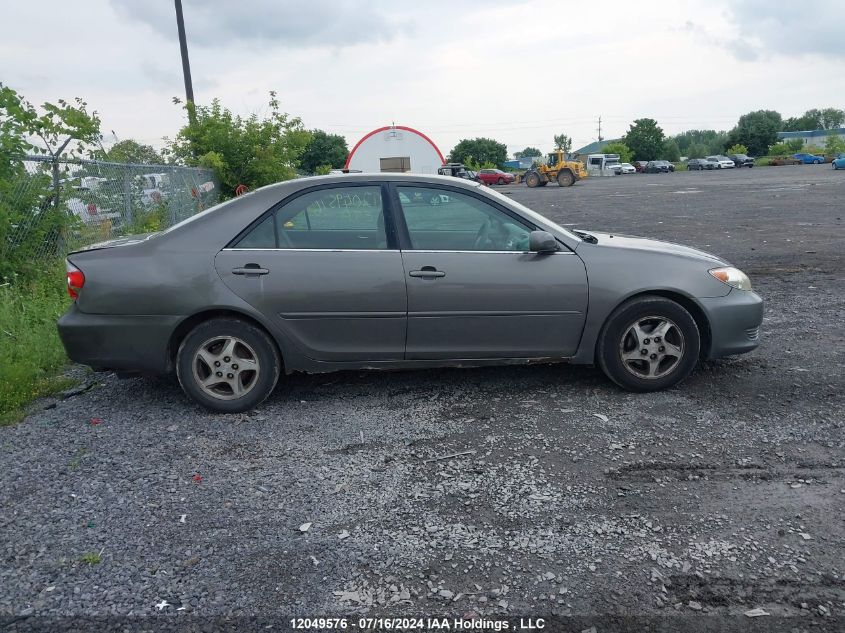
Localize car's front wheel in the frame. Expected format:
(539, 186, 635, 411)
(177, 318, 281, 412)
(597, 296, 700, 392)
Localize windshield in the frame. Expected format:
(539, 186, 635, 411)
(482, 187, 579, 240)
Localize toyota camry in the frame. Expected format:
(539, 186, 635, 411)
(58, 174, 763, 412)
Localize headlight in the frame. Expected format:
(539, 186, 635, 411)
(709, 267, 752, 291)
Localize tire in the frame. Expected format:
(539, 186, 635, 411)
(597, 296, 700, 392)
(525, 172, 541, 188)
(497, 177, 505, 185)
(814, 159, 821, 165)
(557, 170, 575, 187)
(176, 317, 281, 413)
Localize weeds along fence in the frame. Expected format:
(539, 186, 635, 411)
(0, 155, 218, 274)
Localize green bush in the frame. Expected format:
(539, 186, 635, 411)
(0, 265, 73, 424)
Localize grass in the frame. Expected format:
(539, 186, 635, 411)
(67, 447, 89, 470)
(78, 552, 102, 565)
(0, 264, 74, 425)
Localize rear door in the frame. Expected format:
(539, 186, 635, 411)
(391, 183, 588, 360)
(215, 183, 408, 361)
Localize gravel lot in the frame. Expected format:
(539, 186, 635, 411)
(2, 165, 843, 631)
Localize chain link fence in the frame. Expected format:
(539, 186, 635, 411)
(0, 155, 218, 271)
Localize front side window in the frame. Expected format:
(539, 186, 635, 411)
(397, 186, 532, 252)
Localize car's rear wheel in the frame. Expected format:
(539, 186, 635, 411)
(597, 296, 700, 392)
(177, 318, 281, 413)
(497, 177, 505, 185)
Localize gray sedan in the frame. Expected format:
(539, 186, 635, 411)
(58, 174, 763, 412)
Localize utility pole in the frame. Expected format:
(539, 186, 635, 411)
(174, 0, 196, 126)
(597, 115, 603, 143)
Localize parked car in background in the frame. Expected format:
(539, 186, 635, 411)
(58, 173, 764, 412)
(644, 161, 669, 173)
(477, 169, 515, 185)
(662, 160, 676, 173)
(438, 163, 482, 182)
(729, 154, 755, 168)
(618, 163, 636, 174)
(66, 177, 122, 227)
(138, 173, 170, 206)
(793, 153, 824, 165)
(706, 155, 735, 169)
(832, 153, 845, 170)
(688, 158, 717, 171)
(770, 156, 802, 166)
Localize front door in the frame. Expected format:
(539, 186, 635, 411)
(216, 184, 407, 361)
(392, 184, 588, 360)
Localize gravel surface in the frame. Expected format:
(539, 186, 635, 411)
(1, 165, 843, 631)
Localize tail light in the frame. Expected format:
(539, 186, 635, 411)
(66, 261, 85, 299)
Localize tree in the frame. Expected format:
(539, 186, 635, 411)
(168, 92, 310, 197)
(449, 137, 507, 167)
(672, 129, 729, 156)
(686, 143, 708, 159)
(514, 146, 541, 159)
(726, 143, 749, 155)
(825, 133, 845, 156)
(726, 110, 782, 157)
(553, 133, 572, 154)
(768, 139, 803, 156)
(623, 118, 665, 161)
(783, 108, 845, 131)
(600, 141, 632, 164)
(298, 129, 349, 174)
(0, 84, 102, 275)
(106, 139, 163, 164)
(820, 108, 845, 130)
(663, 139, 680, 162)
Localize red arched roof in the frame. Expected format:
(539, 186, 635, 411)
(344, 125, 446, 169)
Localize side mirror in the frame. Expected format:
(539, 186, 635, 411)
(529, 230, 559, 253)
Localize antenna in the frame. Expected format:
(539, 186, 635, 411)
(597, 115, 603, 143)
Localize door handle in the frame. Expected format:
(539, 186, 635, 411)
(232, 265, 269, 276)
(409, 267, 446, 279)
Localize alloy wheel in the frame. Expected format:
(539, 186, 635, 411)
(618, 316, 685, 379)
(192, 336, 260, 400)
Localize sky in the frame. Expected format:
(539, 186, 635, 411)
(3, 0, 844, 157)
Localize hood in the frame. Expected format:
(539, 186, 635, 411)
(72, 232, 158, 253)
(580, 231, 727, 265)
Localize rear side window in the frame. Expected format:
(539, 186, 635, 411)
(235, 215, 276, 248)
(278, 186, 388, 250)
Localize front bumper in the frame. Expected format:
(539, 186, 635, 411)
(57, 303, 181, 373)
(698, 289, 764, 359)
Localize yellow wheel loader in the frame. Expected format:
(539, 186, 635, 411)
(523, 149, 587, 188)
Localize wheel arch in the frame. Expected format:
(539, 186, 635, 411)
(595, 289, 712, 360)
(167, 308, 286, 373)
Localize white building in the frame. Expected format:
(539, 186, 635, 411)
(776, 127, 845, 147)
(344, 125, 445, 174)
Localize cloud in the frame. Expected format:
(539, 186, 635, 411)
(109, 0, 410, 49)
(722, 1, 845, 60)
